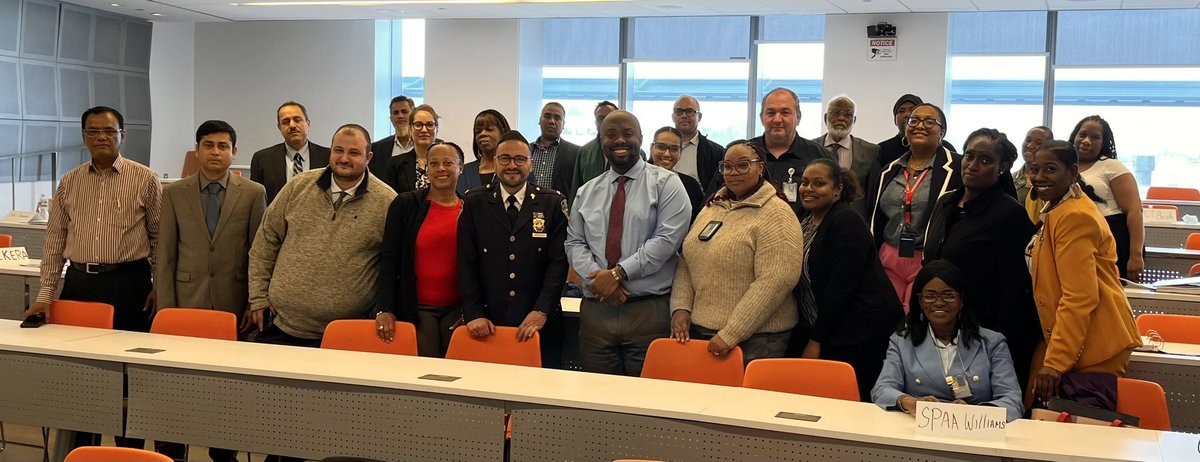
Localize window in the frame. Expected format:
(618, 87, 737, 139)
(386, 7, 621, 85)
(754, 15, 824, 139)
(541, 18, 619, 146)
(374, 19, 425, 141)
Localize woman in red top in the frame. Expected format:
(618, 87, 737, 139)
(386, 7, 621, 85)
(375, 141, 465, 357)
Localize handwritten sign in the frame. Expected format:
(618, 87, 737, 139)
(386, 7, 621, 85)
(0, 247, 29, 262)
(1144, 207, 1179, 224)
(915, 401, 1007, 442)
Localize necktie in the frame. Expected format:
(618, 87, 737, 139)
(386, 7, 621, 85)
(205, 182, 221, 238)
(333, 191, 349, 211)
(506, 195, 519, 225)
(605, 176, 627, 269)
(292, 152, 304, 177)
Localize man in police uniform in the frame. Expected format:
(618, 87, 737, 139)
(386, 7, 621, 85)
(458, 130, 569, 368)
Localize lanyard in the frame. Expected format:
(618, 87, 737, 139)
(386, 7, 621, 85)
(902, 168, 931, 225)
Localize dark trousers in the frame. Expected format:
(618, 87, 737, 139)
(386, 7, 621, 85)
(60, 259, 152, 451)
(253, 322, 321, 462)
(822, 338, 891, 402)
(155, 442, 239, 462)
(416, 305, 461, 358)
(690, 325, 790, 366)
(578, 295, 670, 377)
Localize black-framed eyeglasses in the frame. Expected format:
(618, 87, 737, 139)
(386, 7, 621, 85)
(920, 290, 959, 304)
(906, 117, 944, 129)
(411, 122, 438, 131)
(82, 129, 122, 139)
(496, 155, 529, 166)
(652, 143, 681, 154)
(673, 108, 698, 117)
(827, 110, 854, 118)
(717, 159, 763, 175)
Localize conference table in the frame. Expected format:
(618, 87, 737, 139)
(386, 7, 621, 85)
(1143, 246, 1200, 282)
(1129, 341, 1200, 435)
(0, 259, 42, 320)
(1, 321, 1197, 461)
(1146, 221, 1200, 248)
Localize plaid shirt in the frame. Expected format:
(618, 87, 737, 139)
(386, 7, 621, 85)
(530, 137, 560, 187)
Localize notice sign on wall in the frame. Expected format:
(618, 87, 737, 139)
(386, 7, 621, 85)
(868, 38, 897, 61)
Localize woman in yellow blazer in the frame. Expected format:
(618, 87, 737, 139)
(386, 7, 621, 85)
(1026, 140, 1141, 402)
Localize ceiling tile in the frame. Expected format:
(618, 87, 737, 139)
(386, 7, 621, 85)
(970, 0, 1048, 10)
(824, 0, 912, 13)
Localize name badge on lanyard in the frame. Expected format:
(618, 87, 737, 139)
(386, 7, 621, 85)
(783, 167, 798, 202)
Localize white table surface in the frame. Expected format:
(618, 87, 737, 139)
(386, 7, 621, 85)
(1124, 287, 1200, 303)
(0, 259, 44, 277)
(0, 221, 48, 230)
(1134, 340, 1200, 367)
(1146, 246, 1200, 258)
(1147, 221, 1200, 230)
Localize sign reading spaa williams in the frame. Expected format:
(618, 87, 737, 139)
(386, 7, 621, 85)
(868, 38, 897, 61)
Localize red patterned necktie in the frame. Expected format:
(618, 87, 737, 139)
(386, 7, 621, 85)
(605, 176, 627, 268)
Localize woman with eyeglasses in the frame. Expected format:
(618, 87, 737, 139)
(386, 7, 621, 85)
(669, 140, 803, 363)
(1026, 140, 1140, 406)
(375, 141, 466, 357)
(1068, 115, 1144, 281)
(650, 126, 704, 222)
(459, 109, 512, 193)
(793, 158, 903, 400)
(871, 260, 1024, 422)
(865, 103, 962, 312)
(924, 128, 1040, 397)
(1014, 126, 1053, 206)
(383, 104, 441, 194)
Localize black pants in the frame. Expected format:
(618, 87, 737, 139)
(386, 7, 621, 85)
(1103, 213, 1133, 280)
(60, 259, 153, 451)
(155, 442, 239, 462)
(822, 338, 891, 402)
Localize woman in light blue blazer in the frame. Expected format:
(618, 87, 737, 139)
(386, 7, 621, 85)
(871, 260, 1024, 422)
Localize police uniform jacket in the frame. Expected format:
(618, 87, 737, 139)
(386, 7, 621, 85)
(457, 181, 569, 327)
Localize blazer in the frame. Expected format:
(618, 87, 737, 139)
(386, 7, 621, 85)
(924, 185, 1041, 373)
(156, 173, 267, 315)
(458, 160, 493, 194)
(382, 150, 420, 194)
(375, 188, 465, 325)
(804, 202, 903, 347)
(811, 134, 882, 216)
(249, 141, 331, 205)
(1030, 189, 1141, 374)
(865, 146, 962, 248)
(872, 328, 1025, 422)
(534, 138, 580, 197)
(368, 135, 413, 180)
(457, 182, 569, 327)
(693, 132, 725, 193)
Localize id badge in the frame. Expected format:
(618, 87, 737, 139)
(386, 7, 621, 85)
(783, 167, 798, 202)
(948, 374, 973, 400)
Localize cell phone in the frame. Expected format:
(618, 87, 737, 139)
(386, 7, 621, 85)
(20, 313, 46, 328)
(898, 232, 917, 258)
(698, 221, 723, 241)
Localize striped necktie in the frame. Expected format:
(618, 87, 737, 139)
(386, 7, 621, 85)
(292, 152, 303, 177)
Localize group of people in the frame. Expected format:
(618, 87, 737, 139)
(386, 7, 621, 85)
(24, 85, 1145, 460)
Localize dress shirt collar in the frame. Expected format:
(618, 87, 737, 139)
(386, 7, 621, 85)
(286, 142, 310, 159)
(198, 171, 230, 192)
(684, 132, 700, 147)
(602, 159, 646, 184)
(823, 133, 853, 152)
(500, 183, 527, 209)
(88, 155, 128, 174)
(329, 173, 365, 198)
(535, 136, 560, 149)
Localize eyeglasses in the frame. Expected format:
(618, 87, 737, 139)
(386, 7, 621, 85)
(82, 129, 122, 139)
(411, 122, 437, 131)
(920, 290, 959, 304)
(717, 159, 764, 175)
(652, 143, 681, 154)
(673, 108, 698, 117)
(906, 117, 944, 129)
(496, 155, 529, 166)
(827, 110, 854, 118)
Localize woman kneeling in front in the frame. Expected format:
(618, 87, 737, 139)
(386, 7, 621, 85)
(872, 260, 1024, 422)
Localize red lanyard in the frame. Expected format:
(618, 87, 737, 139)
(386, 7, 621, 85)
(902, 168, 931, 225)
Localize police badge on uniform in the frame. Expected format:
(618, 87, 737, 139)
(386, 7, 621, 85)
(532, 212, 547, 238)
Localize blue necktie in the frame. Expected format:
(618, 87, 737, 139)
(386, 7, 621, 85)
(205, 182, 221, 238)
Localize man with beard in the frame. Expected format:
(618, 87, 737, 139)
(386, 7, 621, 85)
(251, 101, 331, 204)
(247, 124, 396, 353)
(458, 130, 569, 368)
(368, 95, 416, 178)
(565, 111, 691, 376)
(811, 95, 879, 215)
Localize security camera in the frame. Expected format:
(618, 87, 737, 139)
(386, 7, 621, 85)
(867, 22, 897, 38)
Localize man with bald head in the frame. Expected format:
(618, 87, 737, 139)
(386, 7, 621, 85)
(812, 95, 879, 214)
(566, 110, 691, 376)
(710, 88, 834, 204)
(671, 95, 725, 189)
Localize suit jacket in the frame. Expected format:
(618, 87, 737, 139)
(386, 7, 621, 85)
(156, 172, 267, 315)
(458, 182, 569, 327)
(872, 328, 1025, 422)
(812, 134, 881, 217)
(693, 133, 725, 193)
(924, 185, 1041, 376)
(865, 146, 962, 248)
(369, 135, 413, 180)
(1030, 189, 1141, 374)
(458, 160, 491, 194)
(531, 137, 580, 198)
(250, 141, 331, 205)
(383, 150, 419, 194)
(804, 203, 902, 347)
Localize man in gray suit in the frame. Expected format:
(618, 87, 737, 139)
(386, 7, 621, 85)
(250, 101, 331, 204)
(531, 101, 579, 195)
(811, 95, 880, 216)
(154, 119, 265, 462)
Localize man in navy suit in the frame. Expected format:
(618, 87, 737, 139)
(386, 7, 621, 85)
(250, 101, 330, 204)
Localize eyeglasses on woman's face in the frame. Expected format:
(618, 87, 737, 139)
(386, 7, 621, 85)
(717, 159, 763, 175)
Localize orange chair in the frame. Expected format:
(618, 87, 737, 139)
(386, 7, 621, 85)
(445, 326, 541, 367)
(321, 319, 418, 356)
(742, 358, 861, 401)
(0, 234, 11, 247)
(65, 446, 174, 462)
(150, 308, 238, 341)
(1189, 262, 1200, 277)
(1116, 378, 1171, 431)
(640, 339, 744, 387)
(1186, 233, 1200, 251)
(49, 300, 114, 329)
(1147, 186, 1200, 201)
(1136, 313, 1200, 344)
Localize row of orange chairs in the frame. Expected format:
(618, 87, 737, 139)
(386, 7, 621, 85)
(1147, 186, 1200, 202)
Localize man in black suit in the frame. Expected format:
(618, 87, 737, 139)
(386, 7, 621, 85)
(368, 95, 415, 179)
(671, 95, 724, 191)
(250, 101, 331, 204)
(530, 102, 579, 195)
(458, 130, 569, 368)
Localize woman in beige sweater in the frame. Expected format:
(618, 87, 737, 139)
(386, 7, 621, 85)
(670, 140, 804, 363)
